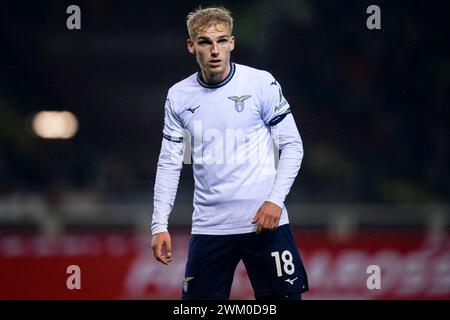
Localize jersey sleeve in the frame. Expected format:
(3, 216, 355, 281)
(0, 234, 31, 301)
(151, 137, 184, 235)
(151, 92, 186, 235)
(266, 113, 304, 208)
(260, 76, 292, 126)
(261, 75, 303, 209)
(162, 93, 185, 142)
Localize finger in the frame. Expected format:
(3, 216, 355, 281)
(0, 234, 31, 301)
(162, 237, 175, 264)
(257, 215, 267, 234)
(155, 241, 164, 262)
(161, 256, 172, 265)
(256, 222, 262, 234)
(159, 253, 170, 265)
(266, 216, 276, 230)
(252, 210, 261, 224)
(262, 215, 273, 230)
(272, 216, 280, 229)
(165, 237, 172, 259)
(263, 214, 273, 229)
(163, 244, 172, 264)
(269, 220, 276, 231)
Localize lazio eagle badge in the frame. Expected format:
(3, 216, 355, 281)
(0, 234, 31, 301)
(228, 95, 252, 113)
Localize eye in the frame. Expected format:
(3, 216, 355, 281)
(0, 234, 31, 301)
(219, 39, 228, 43)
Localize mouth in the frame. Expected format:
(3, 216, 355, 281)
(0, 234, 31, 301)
(209, 59, 222, 67)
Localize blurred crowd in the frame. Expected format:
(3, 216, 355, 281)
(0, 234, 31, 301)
(0, 1, 448, 204)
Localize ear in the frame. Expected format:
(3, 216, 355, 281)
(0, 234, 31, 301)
(229, 35, 235, 52)
(187, 38, 196, 55)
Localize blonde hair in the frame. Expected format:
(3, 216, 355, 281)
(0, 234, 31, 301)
(186, 6, 233, 40)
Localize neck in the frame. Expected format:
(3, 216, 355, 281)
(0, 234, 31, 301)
(200, 62, 231, 85)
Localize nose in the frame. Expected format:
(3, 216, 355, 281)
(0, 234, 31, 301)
(211, 42, 219, 56)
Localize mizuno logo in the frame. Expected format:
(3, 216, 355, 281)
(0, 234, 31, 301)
(270, 80, 278, 86)
(186, 105, 200, 114)
(285, 277, 298, 285)
(228, 95, 252, 113)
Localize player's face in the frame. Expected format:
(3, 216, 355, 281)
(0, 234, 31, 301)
(187, 24, 235, 83)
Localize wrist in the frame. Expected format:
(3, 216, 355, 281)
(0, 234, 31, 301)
(265, 198, 284, 210)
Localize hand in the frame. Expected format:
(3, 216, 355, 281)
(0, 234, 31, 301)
(252, 201, 282, 234)
(151, 231, 173, 265)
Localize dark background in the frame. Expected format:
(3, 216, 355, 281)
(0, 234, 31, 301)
(0, 0, 449, 228)
(0, 0, 449, 301)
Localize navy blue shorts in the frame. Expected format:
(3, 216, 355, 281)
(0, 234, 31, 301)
(181, 224, 309, 299)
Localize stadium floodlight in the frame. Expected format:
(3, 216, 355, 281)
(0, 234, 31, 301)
(32, 110, 79, 139)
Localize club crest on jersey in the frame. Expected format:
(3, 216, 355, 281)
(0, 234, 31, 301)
(228, 95, 251, 113)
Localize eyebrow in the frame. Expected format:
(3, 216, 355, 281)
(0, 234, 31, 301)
(197, 35, 229, 42)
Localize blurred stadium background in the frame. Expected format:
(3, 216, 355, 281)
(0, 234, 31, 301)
(0, 0, 449, 299)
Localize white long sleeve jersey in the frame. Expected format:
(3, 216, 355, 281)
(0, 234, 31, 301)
(151, 63, 304, 235)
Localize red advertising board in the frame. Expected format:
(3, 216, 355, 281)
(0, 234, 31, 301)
(0, 230, 448, 299)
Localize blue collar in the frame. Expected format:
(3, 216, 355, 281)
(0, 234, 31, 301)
(197, 62, 236, 89)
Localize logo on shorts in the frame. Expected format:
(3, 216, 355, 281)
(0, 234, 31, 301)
(285, 277, 298, 285)
(228, 95, 251, 113)
(183, 276, 194, 294)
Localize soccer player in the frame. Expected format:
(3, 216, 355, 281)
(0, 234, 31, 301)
(151, 6, 308, 300)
